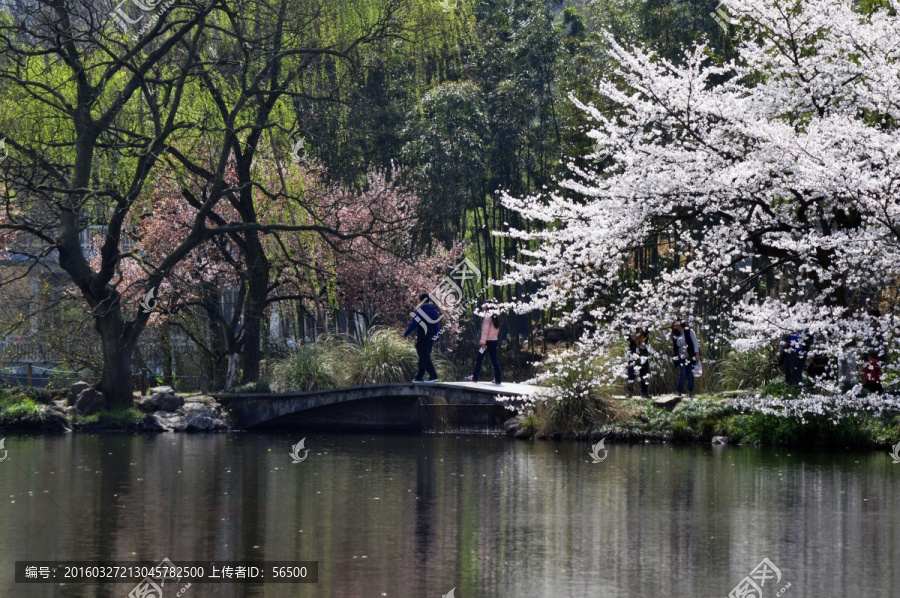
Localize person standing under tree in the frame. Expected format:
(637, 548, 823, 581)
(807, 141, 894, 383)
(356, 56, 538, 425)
(672, 321, 700, 399)
(861, 350, 884, 394)
(404, 293, 441, 383)
(626, 326, 651, 398)
(465, 303, 502, 384)
(779, 329, 808, 386)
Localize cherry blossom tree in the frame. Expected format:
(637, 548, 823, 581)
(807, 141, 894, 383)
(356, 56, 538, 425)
(264, 165, 465, 341)
(499, 0, 900, 411)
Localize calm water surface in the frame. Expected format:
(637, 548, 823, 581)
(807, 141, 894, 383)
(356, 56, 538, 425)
(0, 432, 898, 597)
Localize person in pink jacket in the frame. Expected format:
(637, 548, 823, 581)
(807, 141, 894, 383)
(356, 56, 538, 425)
(465, 303, 502, 384)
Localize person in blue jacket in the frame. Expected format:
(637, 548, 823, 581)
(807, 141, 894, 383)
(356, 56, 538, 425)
(404, 293, 442, 383)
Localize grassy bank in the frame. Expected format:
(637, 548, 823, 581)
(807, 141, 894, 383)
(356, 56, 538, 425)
(514, 395, 900, 449)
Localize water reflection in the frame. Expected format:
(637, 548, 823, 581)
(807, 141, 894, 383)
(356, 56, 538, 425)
(0, 433, 897, 597)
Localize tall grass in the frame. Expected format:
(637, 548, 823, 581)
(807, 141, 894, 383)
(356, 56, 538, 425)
(270, 328, 456, 391)
(346, 327, 422, 385)
(536, 357, 622, 435)
(718, 344, 782, 391)
(271, 336, 348, 392)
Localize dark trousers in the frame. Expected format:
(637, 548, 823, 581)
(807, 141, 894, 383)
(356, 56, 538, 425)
(472, 340, 501, 383)
(677, 361, 695, 394)
(807, 356, 827, 379)
(627, 355, 650, 397)
(783, 351, 804, 385)
(863, 380, 884, 393)
(414, 339, 438, 381)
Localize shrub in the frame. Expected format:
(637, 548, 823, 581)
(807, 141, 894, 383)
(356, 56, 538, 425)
(718, 345, 782, 391)
(670, 419, 694, 442)
(271, 338, 348, 392)
(346, 327, 454, 385)
(519, 412, 539, 432)
(0, 397, 45, 427)
(536, 358, 622, 435)
(346, 327, 419, 385)
(2, 386, 53, 404)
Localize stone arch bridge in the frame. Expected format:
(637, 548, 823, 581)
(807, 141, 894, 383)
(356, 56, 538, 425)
(214, 381, 538, 431)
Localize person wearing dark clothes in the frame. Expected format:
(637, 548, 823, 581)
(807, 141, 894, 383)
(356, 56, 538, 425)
(627, 327, 651, 398)
(779, 330, 807, 386)
(861, 350, 884, 393)
(672, 322, 699, 398)
(404, 293, 441, 382)
(465, 305, 502, 384)
(805, 332, 828, 380)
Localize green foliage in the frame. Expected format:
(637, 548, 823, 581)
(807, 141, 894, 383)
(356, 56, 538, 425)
(602, 397, 898, 447)
(759, 380, 802, 400)
(721, 412, 898, 447)
(0, 395, 45, 427)
(271, 339, 347, 392)
(229, 381, 272, 394)
(1, 386, 54, 404)
(609, 397, 739, 441)
(346, 327, 419, 385)
(718, 345, 782, 391)
(402, 81, 488, 244)
(347, 327, 454, 385)
(73, 408, 141, 427)
(519, 412, 539, 432)
(670, 419, 694, 442)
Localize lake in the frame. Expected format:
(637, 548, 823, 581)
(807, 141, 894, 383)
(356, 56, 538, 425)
(1, 432, 898, 597)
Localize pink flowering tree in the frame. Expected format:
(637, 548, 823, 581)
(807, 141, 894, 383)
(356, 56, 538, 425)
(264, 165, 465, 342)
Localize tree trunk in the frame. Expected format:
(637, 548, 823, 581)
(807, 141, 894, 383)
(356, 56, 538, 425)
(95, 310, 138, 410)
(240, 231, 269, 383)
(225, 353, 240, 391)
(161, 325, 174, 387)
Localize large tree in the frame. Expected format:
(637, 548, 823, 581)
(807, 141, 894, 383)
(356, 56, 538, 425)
(0, 0, 220, 407)
(500, 0, 900, 402)
(0, 0, 414, 406)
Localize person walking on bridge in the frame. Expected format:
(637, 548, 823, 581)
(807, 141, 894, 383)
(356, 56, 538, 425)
(404, 293, 442, 383)
(465, 303, 502, 385)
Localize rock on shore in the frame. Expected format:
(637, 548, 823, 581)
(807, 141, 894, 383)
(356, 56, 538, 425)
(0, 396, 229, 433)
(503, 414, 535, 439)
